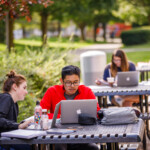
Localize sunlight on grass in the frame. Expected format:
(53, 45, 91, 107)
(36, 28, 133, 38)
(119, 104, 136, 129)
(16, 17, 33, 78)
(0, 43, 6, 51)
(107, 51, 150, 64)
(123, 42, 150, 49)
(1, 37, 150, 65)
(48, 42, 91, 49)
(14, 37, 92, 49)
(14, 39, 42, 46)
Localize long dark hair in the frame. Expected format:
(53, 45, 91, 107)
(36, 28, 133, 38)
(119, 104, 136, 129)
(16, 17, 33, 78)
(111, 49, 129, 77)
(3, 70, 26, 93)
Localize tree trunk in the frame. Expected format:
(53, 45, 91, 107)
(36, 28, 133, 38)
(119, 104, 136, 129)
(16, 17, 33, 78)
(22, 25, 26, 38)
(57, 21, 61, 37)
(102, 23, 106, 42)
(0, 20, 5, 43)
(6, 12, 14, 52)
(93, 23, 98, 42)
(148, 13, 150, 25)
(79, 24, 86, 41)
(41, 11, 48, 46)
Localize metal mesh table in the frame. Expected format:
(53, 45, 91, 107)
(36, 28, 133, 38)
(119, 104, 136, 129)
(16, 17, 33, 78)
(0, 119, 145, 150)
(137, 67, 150, 81)
(90, 85, 150, 141)
(90, 85, 150, 97)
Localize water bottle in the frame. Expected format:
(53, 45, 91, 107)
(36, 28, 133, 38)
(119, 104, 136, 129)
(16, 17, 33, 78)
(34, 101, 42, 129)
(41, 109, 49, 130)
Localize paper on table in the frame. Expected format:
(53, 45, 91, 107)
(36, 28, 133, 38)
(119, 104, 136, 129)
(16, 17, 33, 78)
(89, 85, 111, 90)
(1, 129, 47, 139)
(47, 128, 76, 134)
(24, 116, 34, 121)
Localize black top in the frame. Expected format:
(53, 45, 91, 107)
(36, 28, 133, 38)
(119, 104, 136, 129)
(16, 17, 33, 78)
(64, 90, 79, 100)
(0, 93, 19, 133)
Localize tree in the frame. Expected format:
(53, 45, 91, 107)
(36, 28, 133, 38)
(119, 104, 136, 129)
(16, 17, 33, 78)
(64, 0, 93, 41)
(30, 0, 65, 46)
(0, 0, 52, 52)
(114, 0, 150, 25)
(89, 0, 117, 42)
(128, 0, 150, 25)
(61, 0, 116, 41)
(0, 20, 5, 43)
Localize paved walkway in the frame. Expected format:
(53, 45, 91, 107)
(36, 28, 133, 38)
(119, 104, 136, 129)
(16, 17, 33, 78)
(70, 38, 150, 62)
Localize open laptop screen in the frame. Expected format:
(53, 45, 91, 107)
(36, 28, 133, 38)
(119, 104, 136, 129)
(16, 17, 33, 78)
(117, 71, 139, 87)
(61, 100, 97, 124)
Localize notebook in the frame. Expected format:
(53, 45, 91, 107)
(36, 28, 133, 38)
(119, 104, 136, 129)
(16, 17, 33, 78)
(61, 99, 97, 124)
(117, 71, 139, 87)
(1, 129, 47, 139)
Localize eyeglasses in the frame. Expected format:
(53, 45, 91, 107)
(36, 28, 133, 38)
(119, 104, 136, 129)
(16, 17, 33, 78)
(113, 59, 121, 63)
(64, 81, 80, 87)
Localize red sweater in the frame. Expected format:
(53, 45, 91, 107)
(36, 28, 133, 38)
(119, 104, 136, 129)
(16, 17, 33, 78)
(40, 85, 100, 119)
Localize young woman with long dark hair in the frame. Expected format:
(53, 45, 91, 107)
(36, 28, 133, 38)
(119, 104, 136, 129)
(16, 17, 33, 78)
(96, 49, 139, 106)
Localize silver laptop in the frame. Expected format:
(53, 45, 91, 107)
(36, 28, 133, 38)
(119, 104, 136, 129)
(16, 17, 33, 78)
(51, 99, 97, 127)
(117, 71, 139, 87)
(61, 100, 97, 124)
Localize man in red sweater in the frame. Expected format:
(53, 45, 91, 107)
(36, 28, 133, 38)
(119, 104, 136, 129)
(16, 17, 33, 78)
(40, 65, 99, 150)
(40, 65, 100, 118)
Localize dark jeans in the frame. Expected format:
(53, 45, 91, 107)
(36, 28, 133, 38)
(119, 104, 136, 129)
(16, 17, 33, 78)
(55, 143, 99, 150)
(0, 144, 31, 150)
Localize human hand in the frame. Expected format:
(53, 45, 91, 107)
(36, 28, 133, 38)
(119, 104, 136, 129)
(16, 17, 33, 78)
(19, 119, 34, 129)
(95, 79, 102, 85)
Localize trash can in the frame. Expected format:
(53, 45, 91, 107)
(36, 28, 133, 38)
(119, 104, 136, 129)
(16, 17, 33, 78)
(80, 51, 106, 86)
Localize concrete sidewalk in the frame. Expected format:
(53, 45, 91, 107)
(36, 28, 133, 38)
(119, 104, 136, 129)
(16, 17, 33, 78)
(70, 39, 150, 62)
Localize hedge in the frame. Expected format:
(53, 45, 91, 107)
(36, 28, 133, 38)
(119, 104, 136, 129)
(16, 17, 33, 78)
(121, 29, 150, 45)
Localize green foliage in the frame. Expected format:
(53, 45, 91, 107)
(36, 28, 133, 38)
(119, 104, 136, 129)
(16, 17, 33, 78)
(0, 47, 68, 122)
(114, 0, 150, 25)
(121, 28, 150, 45)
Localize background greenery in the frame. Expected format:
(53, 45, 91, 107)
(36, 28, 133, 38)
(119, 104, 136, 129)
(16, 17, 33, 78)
(0, 44, 71, 122)
(121, 27, 150, 45)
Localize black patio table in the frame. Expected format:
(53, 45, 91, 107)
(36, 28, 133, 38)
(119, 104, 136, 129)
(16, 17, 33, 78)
(136, 66, 150, 81)
(0, 119, 145, 150)
(89, 84, 150, 140)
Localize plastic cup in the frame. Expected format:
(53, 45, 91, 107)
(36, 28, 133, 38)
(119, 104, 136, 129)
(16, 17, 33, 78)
(107, 77, 115, 87)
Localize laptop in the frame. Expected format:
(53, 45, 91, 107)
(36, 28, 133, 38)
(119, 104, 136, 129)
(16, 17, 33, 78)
(117, 71, 139, 87)
(1, 129, 47, 139)
(61, 99, 97, 124)
(51, 99, 97, 127)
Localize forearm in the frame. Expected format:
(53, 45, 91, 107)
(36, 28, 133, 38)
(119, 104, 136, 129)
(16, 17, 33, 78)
(0, 118, 19, 130)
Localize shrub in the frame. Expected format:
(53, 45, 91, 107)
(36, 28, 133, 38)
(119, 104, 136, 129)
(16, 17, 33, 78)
(0, 47, 69, 122)
(121, 29, 150, 45)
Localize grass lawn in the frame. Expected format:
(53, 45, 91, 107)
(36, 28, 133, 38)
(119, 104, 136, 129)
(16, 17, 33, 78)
(107, 51, 150, 64)
(0, 43, 6, 51)
(123, 42, 150, 49)
(14, 37, 97, 52)
(0, 37, 150, 64)
(0, 37, 98, 53)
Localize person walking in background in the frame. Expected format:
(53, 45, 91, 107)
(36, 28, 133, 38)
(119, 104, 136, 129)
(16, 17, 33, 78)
(95, 49, 139, 107)
(0, 70, 33, 150)
(40, 65, 99, 150)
